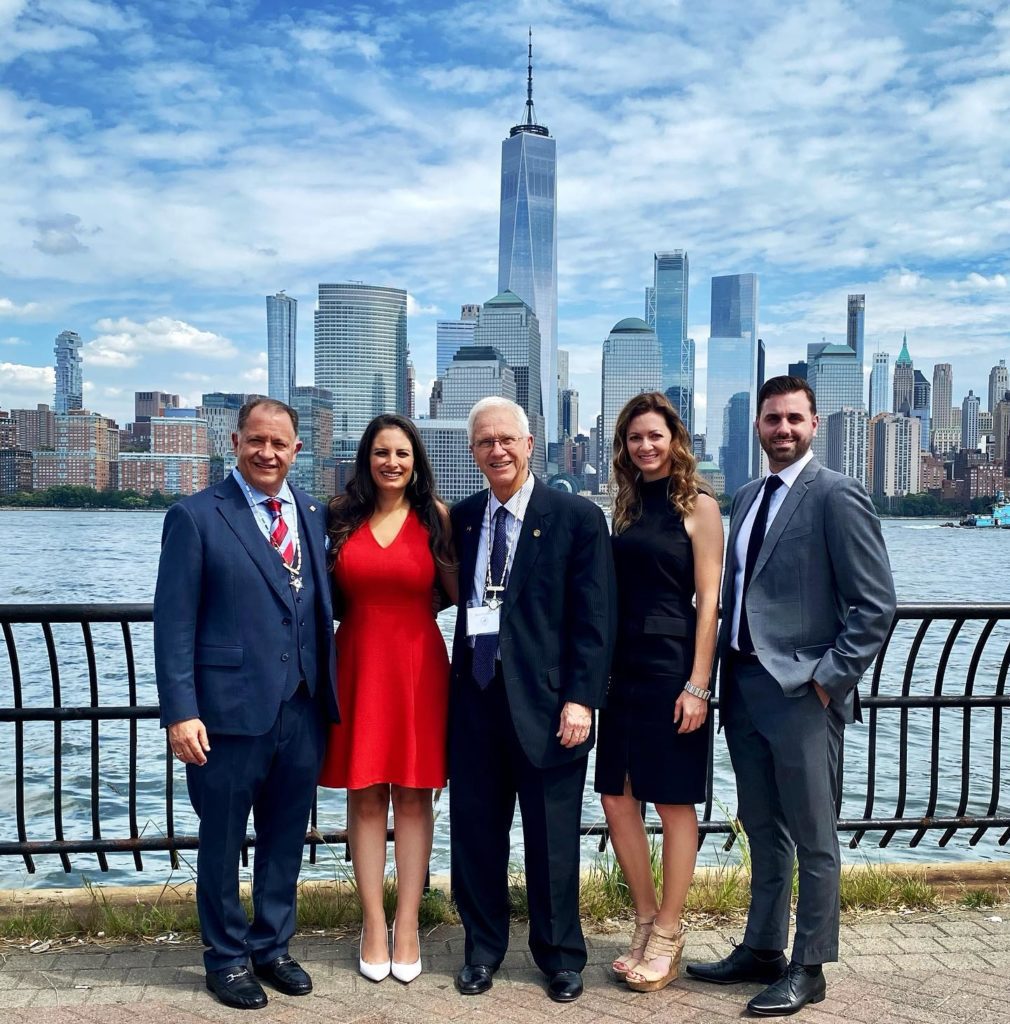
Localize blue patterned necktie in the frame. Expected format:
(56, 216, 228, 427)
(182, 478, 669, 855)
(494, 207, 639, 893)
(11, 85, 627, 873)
(472, 506, 509, 689)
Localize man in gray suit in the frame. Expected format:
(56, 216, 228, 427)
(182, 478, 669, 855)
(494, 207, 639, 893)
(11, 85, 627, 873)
(687, 376, 896, 1016)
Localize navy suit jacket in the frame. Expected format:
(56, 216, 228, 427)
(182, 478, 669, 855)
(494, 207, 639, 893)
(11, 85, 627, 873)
(154, 474, 339, 736)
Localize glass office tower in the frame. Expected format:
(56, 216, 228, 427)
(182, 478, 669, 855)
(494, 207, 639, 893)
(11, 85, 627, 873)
(650, 251, 691, 434)
(266, 291, 297, 406)
(869, 351, 891, 419)
(807, 342, 864, 463)
(498, 33, 558, 442)
(600, 318, 662, 485)
(847, 294, 865, 372)
(314, 283, 407, 456)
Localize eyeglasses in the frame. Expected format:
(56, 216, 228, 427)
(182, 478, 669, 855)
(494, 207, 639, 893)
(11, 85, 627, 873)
(472, 435, 522, 452)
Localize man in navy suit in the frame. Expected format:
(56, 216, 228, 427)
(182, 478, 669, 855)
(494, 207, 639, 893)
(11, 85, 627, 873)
(154, 397, 339, 1010)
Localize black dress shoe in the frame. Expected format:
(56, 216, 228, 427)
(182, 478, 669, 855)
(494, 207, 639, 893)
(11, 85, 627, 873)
(747, 963, 826, 1017)
(253, 954, 313, 995)
(547, 969, 583, 1002)
(455, 963, 495, 995)
(685, 944, 787, 985)
(206, 966, 268, 1009)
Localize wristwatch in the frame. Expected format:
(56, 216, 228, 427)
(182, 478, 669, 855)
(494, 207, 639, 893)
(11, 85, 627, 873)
(683, 681, 711, 701)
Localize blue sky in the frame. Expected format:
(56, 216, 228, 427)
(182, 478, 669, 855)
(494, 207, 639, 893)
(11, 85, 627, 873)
(1, 0, 1008, 433)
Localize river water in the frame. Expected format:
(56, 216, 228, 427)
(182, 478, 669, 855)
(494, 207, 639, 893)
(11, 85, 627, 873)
(0, 510, 1007, 888)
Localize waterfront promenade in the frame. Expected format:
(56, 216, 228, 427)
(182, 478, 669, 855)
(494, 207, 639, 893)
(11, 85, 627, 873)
(3, 909, 1010, 1022)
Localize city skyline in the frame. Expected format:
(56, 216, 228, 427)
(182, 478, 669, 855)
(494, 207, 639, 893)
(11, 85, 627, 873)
(1, 2, 1009, 432)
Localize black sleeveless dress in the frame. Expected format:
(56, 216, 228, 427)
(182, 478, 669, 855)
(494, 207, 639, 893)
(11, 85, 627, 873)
(594, 476, 710, 805)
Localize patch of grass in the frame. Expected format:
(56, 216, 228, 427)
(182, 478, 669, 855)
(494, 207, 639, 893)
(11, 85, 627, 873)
(419, 888, 457, 927)
(507, 862, 529, 920)
(958, 887, 998, 910)
(685, 859, 751, 918)
(839, 865, 940, 912)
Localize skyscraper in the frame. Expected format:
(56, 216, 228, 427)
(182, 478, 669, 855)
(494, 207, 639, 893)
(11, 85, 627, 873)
(988, 359, 1009, 412)
(289, 385, 334, 497)
(54, 330, 83, 414)
(709, 274, 759, 476)
(266, 291, 297, 406)
(497, 31, 557, 442)
(472, 290, 546, 475)
(432, 346, 516, 418)
(650, 252, 691, 432)
(846, 294, 865, 372)
(807, 343, 864, 463)
(600, 318, 662, 485)
(912, 369, 931, 448)
(435, 304, 480, 376)
(931, 362, 953, 430)
(961, 390, 981, 451)
(871, 414, 921, 497)
(869, 351, 890, 418)
(826, 407, 868, 486)
(892, 333, 913, 413)
(314, 283, 407, 455)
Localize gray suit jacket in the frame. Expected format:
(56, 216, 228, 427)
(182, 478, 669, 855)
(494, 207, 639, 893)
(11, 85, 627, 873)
(719, 458, 897, 723)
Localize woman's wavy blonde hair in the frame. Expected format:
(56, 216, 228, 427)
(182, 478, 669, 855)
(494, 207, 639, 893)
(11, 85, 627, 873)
(610, 391, 711, 535)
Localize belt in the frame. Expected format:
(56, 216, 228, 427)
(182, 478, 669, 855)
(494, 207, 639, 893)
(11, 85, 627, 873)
(727, 648, 762, 666)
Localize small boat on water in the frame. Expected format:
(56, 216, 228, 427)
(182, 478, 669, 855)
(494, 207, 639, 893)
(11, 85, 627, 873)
(961, 492, 1010, 528)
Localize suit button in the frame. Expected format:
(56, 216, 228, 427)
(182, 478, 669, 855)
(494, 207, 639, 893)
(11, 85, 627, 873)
(299, 621, 305, 627)
(281, 653, 289, 662)
(282, 618, 291, 626)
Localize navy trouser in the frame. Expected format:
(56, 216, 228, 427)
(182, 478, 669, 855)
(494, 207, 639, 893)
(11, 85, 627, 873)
(186, 686, 326, 972)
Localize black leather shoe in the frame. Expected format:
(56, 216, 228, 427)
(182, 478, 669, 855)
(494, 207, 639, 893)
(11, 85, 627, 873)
(685, 944, 787, 985)
(455, 963, 495, 995)
(547, 969, 583, 1002)
(747, 963, 826, 1017)
(206, 966, 268, 1009)
(253, 954, 312, 996)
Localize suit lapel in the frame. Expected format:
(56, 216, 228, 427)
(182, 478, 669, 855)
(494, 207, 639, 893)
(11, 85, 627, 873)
(216, 475, 295, 609)
(292, 486, 329, 615)
(456, 490, 488, 607)
(503, 478, 552, 616)
(725, 481, 762, 578)
(751, 458, 821, 582)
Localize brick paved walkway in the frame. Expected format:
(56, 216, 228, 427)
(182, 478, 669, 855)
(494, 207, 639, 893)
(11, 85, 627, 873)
(2, 909, 1009, 1022)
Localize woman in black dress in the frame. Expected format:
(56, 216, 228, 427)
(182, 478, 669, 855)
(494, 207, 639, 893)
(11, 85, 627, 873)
(595, 391, 723, 992)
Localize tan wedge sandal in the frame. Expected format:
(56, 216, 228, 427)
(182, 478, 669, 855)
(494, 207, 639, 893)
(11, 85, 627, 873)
(625, 922, 686, 992)
(612, 917, 655, 980)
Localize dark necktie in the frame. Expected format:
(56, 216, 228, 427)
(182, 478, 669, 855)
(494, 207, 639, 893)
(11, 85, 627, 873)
(472, 506, 509, 689)
(736, 475, 784, 655)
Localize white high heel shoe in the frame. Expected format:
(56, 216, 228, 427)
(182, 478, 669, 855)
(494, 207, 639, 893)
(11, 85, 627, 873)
(358, 926, 391, 982)
(390, 922, 422, 983)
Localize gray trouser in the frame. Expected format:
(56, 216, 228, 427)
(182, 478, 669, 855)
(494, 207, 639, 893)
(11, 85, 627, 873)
(722, 659, 844, 965)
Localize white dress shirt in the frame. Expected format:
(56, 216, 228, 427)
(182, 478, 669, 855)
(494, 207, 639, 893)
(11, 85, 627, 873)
(729, 450, 814, 650)
(469, 470, 535, 606)
(232, 467, 300, 551)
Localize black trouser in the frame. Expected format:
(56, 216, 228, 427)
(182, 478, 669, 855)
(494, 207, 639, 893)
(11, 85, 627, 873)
(449, 668, 588, 974)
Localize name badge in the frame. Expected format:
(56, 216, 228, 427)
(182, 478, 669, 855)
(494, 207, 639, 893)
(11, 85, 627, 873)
(467, 605, 500, 636)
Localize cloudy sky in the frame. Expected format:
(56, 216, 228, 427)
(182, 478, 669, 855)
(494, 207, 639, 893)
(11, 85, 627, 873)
(1, 0, 1008, 433)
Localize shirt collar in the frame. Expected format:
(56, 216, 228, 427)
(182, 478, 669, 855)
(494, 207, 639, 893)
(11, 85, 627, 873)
(488, 471, 535, 521)
(232, 467, 294, 507)
(769, 449, 814, 491)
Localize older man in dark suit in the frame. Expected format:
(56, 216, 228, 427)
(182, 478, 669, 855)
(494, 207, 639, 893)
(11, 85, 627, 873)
(687, 376, 896, 1016)
(448, 396, 616, 1003)
(154, 397, 338, 1010)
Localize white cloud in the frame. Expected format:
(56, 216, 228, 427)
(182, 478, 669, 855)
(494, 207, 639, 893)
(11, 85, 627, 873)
(0, 297, 40, 316)
(0, 361, 54, 406)
(407, 294, 439, 317)
(85, 316, 239, 368)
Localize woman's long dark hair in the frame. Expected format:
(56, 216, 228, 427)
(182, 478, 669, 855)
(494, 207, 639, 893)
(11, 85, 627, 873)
(327, 414, 454, 569)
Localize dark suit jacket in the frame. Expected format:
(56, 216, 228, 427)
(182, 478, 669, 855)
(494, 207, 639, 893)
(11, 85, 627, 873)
(449, 478, 616, 769)
(154, 474, 339, 735)
(719, 458, 896, 722)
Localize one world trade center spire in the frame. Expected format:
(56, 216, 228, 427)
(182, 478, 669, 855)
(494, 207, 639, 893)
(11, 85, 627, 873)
(497, 29, 558, 445)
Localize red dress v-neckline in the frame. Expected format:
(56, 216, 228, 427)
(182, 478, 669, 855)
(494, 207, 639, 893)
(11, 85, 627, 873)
(368, 508, 411, 550)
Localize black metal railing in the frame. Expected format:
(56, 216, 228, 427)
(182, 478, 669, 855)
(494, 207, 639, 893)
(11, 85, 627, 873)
(1, 602, 1009, 873)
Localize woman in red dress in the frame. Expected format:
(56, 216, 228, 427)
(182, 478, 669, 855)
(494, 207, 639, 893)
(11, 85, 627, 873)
(319, 414, 457, 983)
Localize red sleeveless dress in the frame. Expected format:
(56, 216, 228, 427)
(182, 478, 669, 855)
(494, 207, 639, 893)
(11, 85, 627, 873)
(319, 510, 449, 790)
